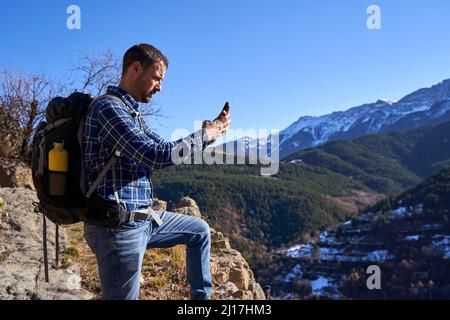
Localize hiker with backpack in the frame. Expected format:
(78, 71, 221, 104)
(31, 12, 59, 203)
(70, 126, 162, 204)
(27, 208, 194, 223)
(32, 43, 230, 300)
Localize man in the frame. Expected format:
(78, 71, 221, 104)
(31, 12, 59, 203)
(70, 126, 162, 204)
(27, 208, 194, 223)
(82, 43, 230, 300)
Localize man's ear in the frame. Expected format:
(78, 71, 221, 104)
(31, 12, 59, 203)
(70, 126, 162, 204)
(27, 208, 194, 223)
(131, 61, 142, 75)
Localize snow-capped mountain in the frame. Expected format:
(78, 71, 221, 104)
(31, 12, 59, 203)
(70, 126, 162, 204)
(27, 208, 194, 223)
(225, 78, 450, 160)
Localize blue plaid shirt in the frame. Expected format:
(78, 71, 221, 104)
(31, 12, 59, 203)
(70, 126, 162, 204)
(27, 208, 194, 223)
(83, 86, 210, 225)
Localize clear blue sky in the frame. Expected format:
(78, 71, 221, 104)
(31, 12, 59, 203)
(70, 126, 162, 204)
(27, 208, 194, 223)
(1, 0, 450, 140)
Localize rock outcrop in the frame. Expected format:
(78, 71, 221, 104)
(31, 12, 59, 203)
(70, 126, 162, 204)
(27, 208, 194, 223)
(0, 188, 91, 300)
(173, 196, 202, 218)
(210, 228, 266, 300)
(169, 197, 266, 300)
(0, 158, 35, 190)
(0, 187, 264, 300)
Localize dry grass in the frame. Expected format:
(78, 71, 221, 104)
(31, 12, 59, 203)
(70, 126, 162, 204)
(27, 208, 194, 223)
(327, 189, 384, 213)
(140, 246, 189, 300)
(62, 223, 190, 300)
(0, 197, 5, 211)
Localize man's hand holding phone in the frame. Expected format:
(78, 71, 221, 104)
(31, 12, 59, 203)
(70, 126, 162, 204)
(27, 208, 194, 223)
(203, 102, 231, 142)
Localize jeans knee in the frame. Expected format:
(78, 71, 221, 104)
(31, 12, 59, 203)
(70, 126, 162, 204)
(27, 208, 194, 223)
(197, 219, 211, 243)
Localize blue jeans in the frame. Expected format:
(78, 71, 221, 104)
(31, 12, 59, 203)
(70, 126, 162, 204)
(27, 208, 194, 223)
(83, 211, 212, 300)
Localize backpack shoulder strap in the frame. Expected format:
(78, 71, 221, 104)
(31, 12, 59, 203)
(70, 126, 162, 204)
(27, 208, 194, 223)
(85, 150, 121, 198)
(93, 93, 146, 134)
(76, 94, 113, 145)
(102, 93, 141, 119)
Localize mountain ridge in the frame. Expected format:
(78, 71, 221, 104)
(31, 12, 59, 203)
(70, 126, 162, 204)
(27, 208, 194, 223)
(224, 78, 450, 160)
(279, 78, 450, 158)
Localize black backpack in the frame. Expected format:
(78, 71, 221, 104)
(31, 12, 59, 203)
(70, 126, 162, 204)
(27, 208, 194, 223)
(31, 91, 127, 281)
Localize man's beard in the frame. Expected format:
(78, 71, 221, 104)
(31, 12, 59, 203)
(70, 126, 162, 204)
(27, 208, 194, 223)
(138, 87, 153, 103)
(135, 77, 153, 103)
(142, 95, 152, 103)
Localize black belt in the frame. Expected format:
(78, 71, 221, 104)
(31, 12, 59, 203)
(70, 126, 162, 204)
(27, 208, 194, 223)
(85, 194, 163, 227)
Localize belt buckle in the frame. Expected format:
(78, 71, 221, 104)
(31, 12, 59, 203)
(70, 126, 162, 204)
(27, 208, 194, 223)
(147, 208, 164, 226)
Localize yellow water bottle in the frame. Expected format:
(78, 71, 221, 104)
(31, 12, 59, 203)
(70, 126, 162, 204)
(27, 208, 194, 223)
(48, 140, 68, 196)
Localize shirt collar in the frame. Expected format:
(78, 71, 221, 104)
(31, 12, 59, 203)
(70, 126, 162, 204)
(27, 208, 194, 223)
(106, 86, 140, 111)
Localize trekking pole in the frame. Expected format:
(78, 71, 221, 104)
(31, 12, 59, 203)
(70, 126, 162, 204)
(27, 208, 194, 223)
(43, 214, 49, 282)
(55, 224, 59, 270)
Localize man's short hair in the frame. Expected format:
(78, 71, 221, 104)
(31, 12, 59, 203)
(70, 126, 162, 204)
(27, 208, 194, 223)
(122, 44, 169, 75)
